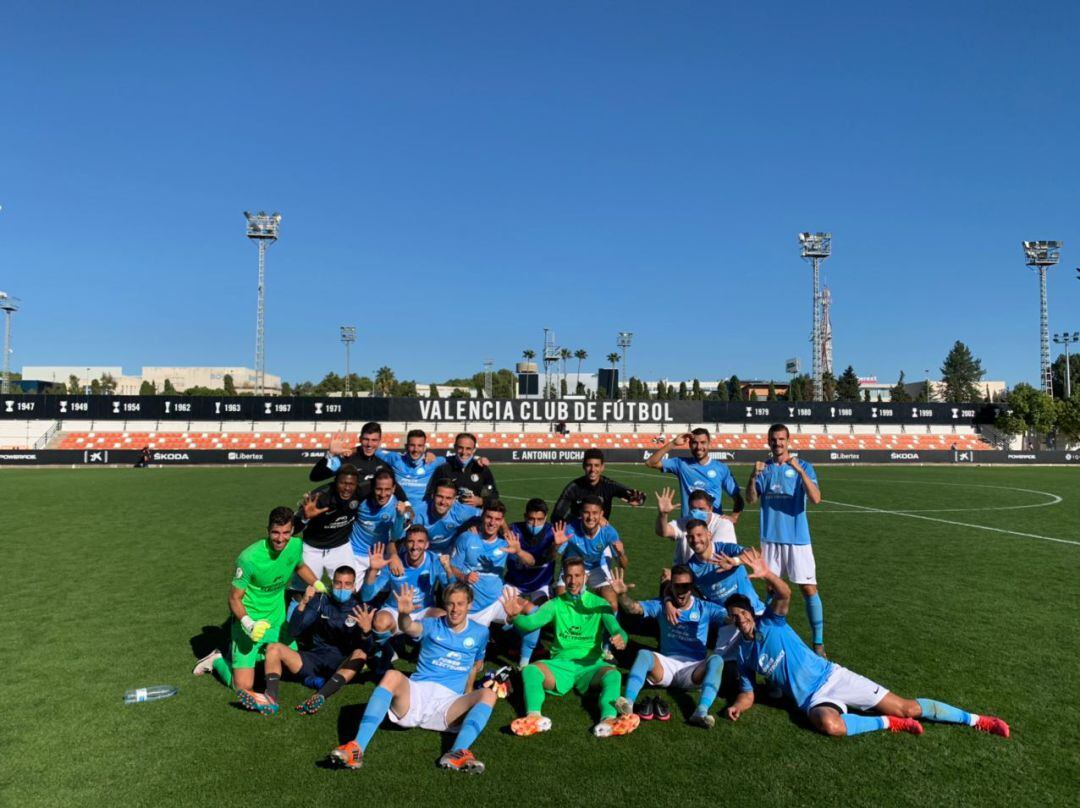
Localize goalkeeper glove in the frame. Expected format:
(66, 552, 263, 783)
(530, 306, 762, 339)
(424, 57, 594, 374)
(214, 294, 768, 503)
(241, 616, 271, 642)
(313, 580, 328, 595)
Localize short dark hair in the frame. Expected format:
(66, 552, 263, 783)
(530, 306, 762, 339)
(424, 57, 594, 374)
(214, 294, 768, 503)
(333, 565, 356, 579)
(336, 463, 359, 480)
(684, 518, 708, 532)
(483, 498, 507, 515)
(582, 448, 605, 465)
(454, 432, 477, 447)
(372, 469, 395, 486)
(444, 581, 474, 604)
(360, 422, 382, 437)
(691, 427, 710, 440)
(434, 479, 458, 493)
(524, 497, 548, 516)
(670, 564, 694, 579)
(406, 429, 426, 442)
(268, 506, 295, 529)
(768, 423, 790, 439)
(562, 556, 586, 574)
(405, 524, 429, 539)
(724, 594, 754, 615)
(580, 494, 604, 510)
(688, 490, 714, 505)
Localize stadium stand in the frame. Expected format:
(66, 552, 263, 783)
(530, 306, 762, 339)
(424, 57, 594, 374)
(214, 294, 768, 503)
(50, 425, 996, 452)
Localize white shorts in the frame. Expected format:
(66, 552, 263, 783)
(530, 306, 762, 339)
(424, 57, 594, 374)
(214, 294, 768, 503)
(519, 585, 551, 603)
(377, 606, 431, 634)
(806, 665, 889, 714)
(653, 653, 705, 690)
(713, 624, 743, 660)
(761, 541, 817, 585)
(302, 542, 357, 583)
(470, 586, 519, 627)
(387, 679, 462, 732)
(350, 553, 372, 582)
(586, 567, 612, 590)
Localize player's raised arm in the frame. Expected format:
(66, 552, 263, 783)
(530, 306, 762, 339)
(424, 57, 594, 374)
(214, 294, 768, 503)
(608, 568, 643, 616)
(502, 524, 535, 567)
(644, 432, 689, 469)
(394, 584, 424, 639)
(746, 460, 766, 504)
(742, 547, 790, 614)
(788, 456, 821, 504)
(551, 482, 575, 523)
(653, 487, 679, 539)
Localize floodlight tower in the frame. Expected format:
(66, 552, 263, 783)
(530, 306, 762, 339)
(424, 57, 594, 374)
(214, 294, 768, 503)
(340, 326, 356, 395)
(244, 211, 282, 395)
(617, 332, 633, 398)
(483, 359, 493, 399)
(1022, 240, 1061, 395)
(1053, 331, 1079, 399)
(798, 232, 831, 401)
(820, 287, 834, 376)
(542, 328, 560, 398)
(0, 291, 19, 395)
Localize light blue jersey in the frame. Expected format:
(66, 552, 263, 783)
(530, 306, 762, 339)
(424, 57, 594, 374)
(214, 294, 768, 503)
(350, 496, 406, 557)
(754, 459, 818, 545)
(558, 520, 621, 572)
(736, 609, 835, 712)
(378, 450, 447, 504)
(412, 501, 482, 554)
(360, 552, 449, 611)
(412, 616, 489, 694)
(688, 542, 765, 613)
(451, 532, 512, 611)
(641, 597, 728, 661)
(661, 456, 739, 517)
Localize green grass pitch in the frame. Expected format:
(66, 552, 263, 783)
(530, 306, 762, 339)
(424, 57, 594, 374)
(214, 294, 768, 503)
(4, 463, 1079, 807)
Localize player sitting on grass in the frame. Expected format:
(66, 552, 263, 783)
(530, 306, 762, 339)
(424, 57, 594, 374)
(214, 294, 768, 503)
(329, 582, 496, 774)
(552, 496, 627, 612)
(609, 566, 730, 729)
(444, 499, 535, 629)
(192, 506, 324, 694)
(501, 556, 639, 738)
(724, 549, 1011, 739)
(236, 566, 377, 715)
(361, 529, 449, 651)
(504, 497, 558, 666)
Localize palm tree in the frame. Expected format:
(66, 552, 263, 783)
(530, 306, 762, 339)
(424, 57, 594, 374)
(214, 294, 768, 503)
(559, 348, 572, 395)
(575, 349, 587, 379)
(522, 349, 536, 362)
(606, 352, 620, 368)
(374, 366, 397, 397)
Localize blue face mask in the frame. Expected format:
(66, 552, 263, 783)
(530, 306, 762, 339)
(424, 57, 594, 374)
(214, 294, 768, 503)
(526, 523, 545, 536)
(457, 453, 474, 467)
(690, 509, 710, 521)
(332, 588, 352, 603)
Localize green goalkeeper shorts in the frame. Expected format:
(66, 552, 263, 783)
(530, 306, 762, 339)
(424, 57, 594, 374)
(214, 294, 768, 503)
(537, 656, 612, 696)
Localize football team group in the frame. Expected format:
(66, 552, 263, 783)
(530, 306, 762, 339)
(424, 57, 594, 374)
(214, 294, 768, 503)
(192, 422, 1010, 774)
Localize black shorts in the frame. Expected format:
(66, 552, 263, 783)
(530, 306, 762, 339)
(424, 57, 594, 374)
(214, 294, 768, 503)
(298, 647, 346, 679)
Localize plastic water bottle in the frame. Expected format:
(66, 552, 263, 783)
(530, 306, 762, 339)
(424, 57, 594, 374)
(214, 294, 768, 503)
(123, 685, 178, 704)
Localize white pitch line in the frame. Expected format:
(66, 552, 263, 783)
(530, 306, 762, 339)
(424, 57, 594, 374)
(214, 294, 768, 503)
(821, 498, 1080, 547)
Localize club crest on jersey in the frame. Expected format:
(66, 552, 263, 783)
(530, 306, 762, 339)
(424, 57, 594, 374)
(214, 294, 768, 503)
(350, 501, 358, 510)
(784, 468, 796, 477)
(463, 637, 476, 648)
(707, 469, 717, 478)
(234, 567, 244, 579)
(470, 474, 479, 483)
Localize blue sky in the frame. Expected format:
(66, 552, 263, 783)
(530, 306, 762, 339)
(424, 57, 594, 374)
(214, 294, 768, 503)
(2, 1, 1079, 387)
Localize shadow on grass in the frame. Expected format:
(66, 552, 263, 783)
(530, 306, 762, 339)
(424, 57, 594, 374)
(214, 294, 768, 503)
(189, 621, 230, 660)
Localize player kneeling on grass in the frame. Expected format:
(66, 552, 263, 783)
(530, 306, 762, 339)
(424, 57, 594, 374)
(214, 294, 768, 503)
(501, 556, 639, 738)
(330, 582, 496, 774)
(237, 566, 379, 716)
(609, 567, 729, 729)
(552, 496, 628, 613)
(193, 506, 325, 694)
(724, 549, 1010, 739)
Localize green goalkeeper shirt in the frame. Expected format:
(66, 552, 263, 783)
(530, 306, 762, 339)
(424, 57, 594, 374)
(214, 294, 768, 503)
(231, 537, 303, 624)
(512, 590, 627, 662)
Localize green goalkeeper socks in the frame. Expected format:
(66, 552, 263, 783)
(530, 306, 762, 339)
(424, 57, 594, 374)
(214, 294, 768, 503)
(211, 656, 233, 688)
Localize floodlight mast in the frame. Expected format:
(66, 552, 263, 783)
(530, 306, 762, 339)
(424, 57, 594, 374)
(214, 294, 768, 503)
(0, 291, 20, 395)
(340, 326, 357, 395)
(245, 211, 281, 395)
(1023, 240, 1061, 395)
(483, 359, 493, 399)
(799, 232, 831, 401)
(1053, 331, 1079, 399)
(617, 332, 633, 398)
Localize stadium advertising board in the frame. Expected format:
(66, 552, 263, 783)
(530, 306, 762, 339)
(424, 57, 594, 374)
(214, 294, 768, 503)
(0, 395, 1002, 425)
(4, 448, 1080, 465)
